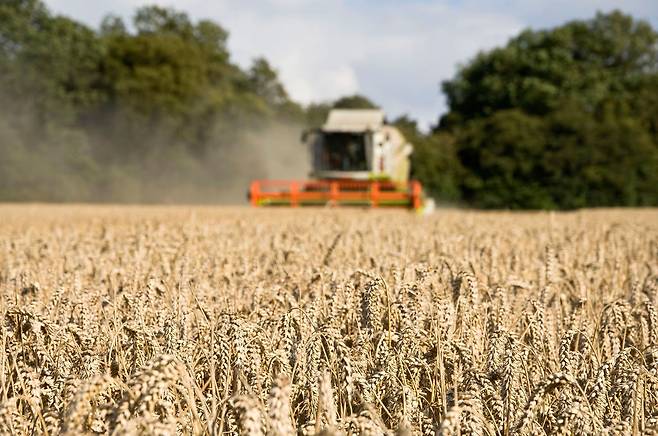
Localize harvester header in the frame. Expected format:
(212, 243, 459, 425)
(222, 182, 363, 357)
(249, 109, 425, 210)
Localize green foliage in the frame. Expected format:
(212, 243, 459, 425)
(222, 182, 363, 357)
(247, 57, 304, 121)
(439, 11, 658, 209)
(442, 11, 658, 122)
(0, 1, 307, 202)
(0, 2, 655, 209)
(1, 0, 104, 124)
(394, 116, 461, 202)
(332, 94, 379, 109)
(304, 102, 332, 128)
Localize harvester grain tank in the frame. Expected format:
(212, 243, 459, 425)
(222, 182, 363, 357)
(249, 109, 424, 209)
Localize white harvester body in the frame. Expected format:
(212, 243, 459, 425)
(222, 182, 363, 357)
(307, 109, 413, 184)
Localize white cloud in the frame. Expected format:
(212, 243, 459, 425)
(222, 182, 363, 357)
(44, 0, 658, 128)
(174, 0, 522, 128)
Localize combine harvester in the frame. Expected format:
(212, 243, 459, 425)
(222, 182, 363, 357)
(249, 109, 428, 211)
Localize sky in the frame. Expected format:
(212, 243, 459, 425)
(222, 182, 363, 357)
(45, 0, 658, 129)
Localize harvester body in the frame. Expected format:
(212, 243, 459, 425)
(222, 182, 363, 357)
(310, 109, 412, 184)
(249, 109, 423, 209)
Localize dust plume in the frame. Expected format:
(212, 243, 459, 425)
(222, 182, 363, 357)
(208, 122, 311, 203)
(0, 96, 311, 204)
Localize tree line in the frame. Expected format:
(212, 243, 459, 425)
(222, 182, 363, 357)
(0, 1, 656, 208)
(426, 10, 658, 209)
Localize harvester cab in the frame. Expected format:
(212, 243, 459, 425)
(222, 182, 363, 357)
(249, 109, 425, 210)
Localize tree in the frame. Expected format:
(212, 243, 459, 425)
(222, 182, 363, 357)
(304, 102, 332, 128)
(0, 1, 103, 125)
(438, 11, 658, 209)
(100, 15, 126, 36)
(441, 11, 658, 125)
(457, 110, 556, 209)
(333, 94, 378, 109)
(0, 0, 306, 202)
(134, 6, 194, 38)
(394, 116, 461, 202)
(93, 7, 263, 159)
(246, 57, 305, 121)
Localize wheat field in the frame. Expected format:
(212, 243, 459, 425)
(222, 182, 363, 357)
(0, 205, 656, 435)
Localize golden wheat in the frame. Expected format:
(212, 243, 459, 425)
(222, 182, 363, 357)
(0, 205, 656, 435)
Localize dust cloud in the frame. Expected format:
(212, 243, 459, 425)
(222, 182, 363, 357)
(209, 122, 311, 204)
(0, 99, 312, 204)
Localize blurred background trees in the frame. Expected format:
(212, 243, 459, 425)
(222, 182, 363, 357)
(436, 11, 658, 208)
(0, 1, 656, 208)
(0, 1, 307, 202)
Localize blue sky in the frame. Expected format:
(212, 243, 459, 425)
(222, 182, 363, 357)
(45, 0, 657, 128)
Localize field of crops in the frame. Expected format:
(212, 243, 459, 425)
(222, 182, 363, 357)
(0, 205, 657, 435)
